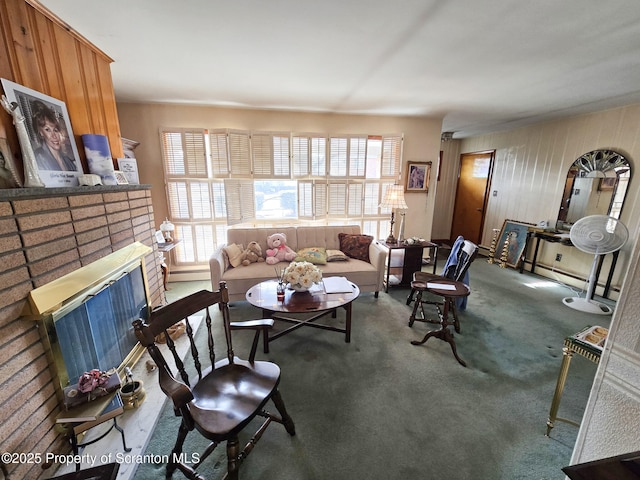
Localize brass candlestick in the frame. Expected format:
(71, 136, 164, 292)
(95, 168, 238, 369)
(487, 228, 500, 264)
(499, 235, 510, 268)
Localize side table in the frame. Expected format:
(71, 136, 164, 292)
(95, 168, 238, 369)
(158, 240, 181, 290)
(56, 393, 130, 471)
(410, 278, 471, 367)
(379, 240, 438, 292)
(545, 329, 602, 436)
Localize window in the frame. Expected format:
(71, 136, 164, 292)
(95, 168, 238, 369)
(160, 128, 403, 267)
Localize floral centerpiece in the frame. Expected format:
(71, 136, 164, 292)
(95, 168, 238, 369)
(283, 261, 322, 291)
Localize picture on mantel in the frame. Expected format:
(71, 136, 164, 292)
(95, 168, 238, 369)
(117, 157, 140, 184)
(82, 134, 118, 185)
(1, 78, 83, 187)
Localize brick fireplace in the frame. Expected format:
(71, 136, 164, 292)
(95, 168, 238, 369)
(0, 185, 164, 479)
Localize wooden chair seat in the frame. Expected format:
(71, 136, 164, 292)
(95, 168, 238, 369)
(190, 359, 281, 440)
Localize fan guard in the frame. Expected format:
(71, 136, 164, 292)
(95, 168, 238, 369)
(562, 215, 628, 315)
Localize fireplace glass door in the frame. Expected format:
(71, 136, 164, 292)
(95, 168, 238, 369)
(53, 265, 149, 385)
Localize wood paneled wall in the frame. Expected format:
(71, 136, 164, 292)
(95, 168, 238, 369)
(458, 104, 640, 293)
(0, 0, 123, 179)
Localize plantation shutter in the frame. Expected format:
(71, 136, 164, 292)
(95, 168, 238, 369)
(311, 137, 326, 176)
(328, 182, 347, 216)
(273, 135, 290, 176)
(314, 182, 327, 219)
(363, 183, 380, 215)
(190, 182, 212, 219)
(292, 136, 309, 176)
(251, 133, 272, 176)
(349, 137, 367, 177)
(211, 182, 227, 219)
(381, 135, 403, 178)
(298, 181, 313, 218)
(161, 129, 207, 177)
(347, 182, 363, 216)
(194, 224, 215, 262)
(329, 137, 348, 176)
(224, 179, 255, 225)
(167, 181, 190, 219)
(209, 130, 229, 176)
(228, 131, 251, 176)
(298, 180, 327, 220)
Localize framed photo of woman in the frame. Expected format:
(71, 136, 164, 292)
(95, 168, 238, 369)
(1, 78, 83, 187)
(405, 161, 431, 193)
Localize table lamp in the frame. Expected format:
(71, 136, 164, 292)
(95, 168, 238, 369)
(380, 185, 408, 244)
(160, 218, 175, 243)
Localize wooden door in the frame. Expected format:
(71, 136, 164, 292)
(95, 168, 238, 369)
(450, 151, 494, 244)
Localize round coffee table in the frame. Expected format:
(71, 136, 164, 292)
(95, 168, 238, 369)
(246, 279, 360, 353)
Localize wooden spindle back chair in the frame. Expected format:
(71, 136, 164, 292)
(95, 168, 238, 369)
(133, 282, 295, 480)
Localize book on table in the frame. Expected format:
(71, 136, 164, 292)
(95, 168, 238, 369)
(56, 391, 124, 425)
(323, 276, 353, 293)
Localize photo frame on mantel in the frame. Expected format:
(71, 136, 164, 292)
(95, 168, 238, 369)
(405, 161, 432, 193)
(1, 78, 83, 187)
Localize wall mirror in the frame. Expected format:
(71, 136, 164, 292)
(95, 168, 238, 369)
(558, 149, 631, 228)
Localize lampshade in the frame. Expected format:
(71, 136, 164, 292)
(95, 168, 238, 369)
(380, 185, 408, 210)
(160, 218, 175, 242)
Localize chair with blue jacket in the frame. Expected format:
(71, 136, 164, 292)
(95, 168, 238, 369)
(406, 236, 478, 332)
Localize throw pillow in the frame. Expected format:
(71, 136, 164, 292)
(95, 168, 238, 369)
(222, 243, 244, 268)
(326, 249, 349, 262)
(295, 247, 327, 265)
(338, 233, 373, 262)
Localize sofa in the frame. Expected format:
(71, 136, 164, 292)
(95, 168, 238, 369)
(209, 225, 386, 302)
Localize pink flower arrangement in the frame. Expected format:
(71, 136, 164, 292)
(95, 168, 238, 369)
(77, 369, 110, 394)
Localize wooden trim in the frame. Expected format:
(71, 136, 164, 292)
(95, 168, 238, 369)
(24, 0, 114, 63)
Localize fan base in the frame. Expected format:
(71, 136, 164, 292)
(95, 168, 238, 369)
(562, 297, 613, 315)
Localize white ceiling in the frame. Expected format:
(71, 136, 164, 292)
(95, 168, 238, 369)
(39, 0, 640, 138)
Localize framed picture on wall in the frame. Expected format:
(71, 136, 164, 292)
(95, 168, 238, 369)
(1, 78, 83, 187)
(405, 161, 432, 193)
(494, 219, 535, 268)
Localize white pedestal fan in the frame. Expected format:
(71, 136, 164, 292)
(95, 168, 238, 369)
(562, 215, 628, 315)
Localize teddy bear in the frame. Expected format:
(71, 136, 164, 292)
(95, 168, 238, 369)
(265, 233, 297, 264)
(240, 241, 265, 266)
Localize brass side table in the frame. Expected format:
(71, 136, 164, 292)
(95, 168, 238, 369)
(545, 331, 602, 436)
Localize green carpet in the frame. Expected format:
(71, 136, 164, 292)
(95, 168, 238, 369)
(135, 258, 610, 480)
